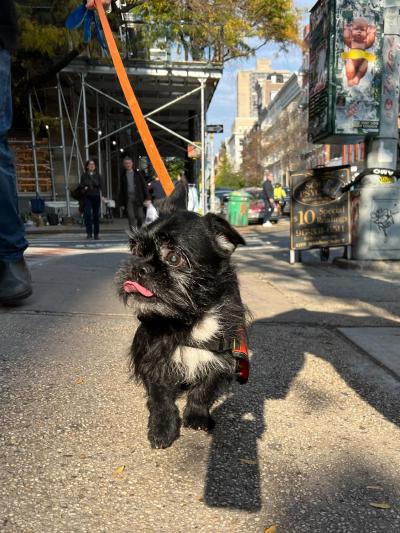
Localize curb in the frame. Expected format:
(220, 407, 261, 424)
(333, 257, 400, 273)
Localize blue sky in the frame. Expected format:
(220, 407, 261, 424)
(207, 1, 312, 150)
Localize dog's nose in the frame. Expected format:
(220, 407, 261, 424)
(133, 259, 154, 277)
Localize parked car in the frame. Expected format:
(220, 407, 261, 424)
(214, 188, 233, 216)
(238, 187, 266, 224)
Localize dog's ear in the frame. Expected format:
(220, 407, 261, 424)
(204, 213, 246, 253)
(157, 182, 188, 216)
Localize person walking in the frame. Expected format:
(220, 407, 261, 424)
(119, 156, 151, 228)
(273, 182, 286, 216)
(262, 172, 275, 227)
(149, 175, 166, 202)
(80, 159, 102, 239)
(0, 0, 32, 304)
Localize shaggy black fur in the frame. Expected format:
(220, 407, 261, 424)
(116, 209, 247, 448)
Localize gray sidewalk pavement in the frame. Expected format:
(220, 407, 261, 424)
(1, 225, 399, 532)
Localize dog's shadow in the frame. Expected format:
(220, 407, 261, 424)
(204, 324, 303, 511)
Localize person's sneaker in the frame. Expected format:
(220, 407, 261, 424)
(262, 221, 272, 227)
(86, 234, 92, 239)
(94, 235, 100, 240)
(0, 258, 32, 304)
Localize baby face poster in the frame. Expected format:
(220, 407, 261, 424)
(333, 0, 384, 136)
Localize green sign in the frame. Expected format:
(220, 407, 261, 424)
(309, 0, 384, 144)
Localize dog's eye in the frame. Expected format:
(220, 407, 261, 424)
(165, 251, 183, 267)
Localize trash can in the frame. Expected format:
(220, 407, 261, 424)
(227, 190, 250, 227)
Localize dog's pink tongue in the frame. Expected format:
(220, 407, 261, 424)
(123, 281, 154, 298)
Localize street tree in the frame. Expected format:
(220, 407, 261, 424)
(125, 0, 300, 60)
(215, 142, 245, 189)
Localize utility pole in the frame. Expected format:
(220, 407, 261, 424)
(353, 0, 400, 260)
(367, 1, 400, 171)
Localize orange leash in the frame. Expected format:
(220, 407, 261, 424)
(94, 0, 174, 196)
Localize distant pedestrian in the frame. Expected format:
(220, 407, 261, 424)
(273, 182, 286, 216)
(119, 156, 151, 228)
(149, 176, 166, 202)
(80, 159, 102, 239)
(262, 173, 275, 227)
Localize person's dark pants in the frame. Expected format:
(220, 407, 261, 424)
(0, 49, 28, 262)
(263, 200, 273, 223)
(126, 198, 145, 228)
(83, 195, 100, 237)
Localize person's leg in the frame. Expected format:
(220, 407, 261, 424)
(92, 195, 100, 238)
(0, 49, 31, 303)
(83, 197, 93, 237)
(135, 204, 145, 228)
(263, 199, 272, 225)
(126, 198, 137, 228)
(0, 50, 28, 262)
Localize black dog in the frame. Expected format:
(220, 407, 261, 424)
(116, 210, 247, 448)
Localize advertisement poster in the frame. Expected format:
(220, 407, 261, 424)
(290, 166, 352, 251)
(333, 0, 384, 136)
(309, 0, 384, 143)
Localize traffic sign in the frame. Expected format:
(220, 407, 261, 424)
(206, 124, 224, 134)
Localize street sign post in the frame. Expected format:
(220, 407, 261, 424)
(206, 124, 224, 134)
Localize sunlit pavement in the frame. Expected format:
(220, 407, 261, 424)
(1, 223, 400, 532)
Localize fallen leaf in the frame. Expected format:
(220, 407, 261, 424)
(239, 458, 257, 465)
(197, 497, 204, 502)
(75, 378, 85, 385)
(369, 502, 391, 509)
(264, 525, 278, 533)
(366, 486, 383, 490)
(112, 465, 125, 477)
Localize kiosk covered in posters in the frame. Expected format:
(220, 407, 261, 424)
(308, 0, 385, 144)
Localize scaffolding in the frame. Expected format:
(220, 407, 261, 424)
(24, 18, 223, 215)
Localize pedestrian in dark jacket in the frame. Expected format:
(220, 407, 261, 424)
(262, 172, 275, 227)
(149, 176, 166, 202)
(80, 160, 102, 239)
(119, 156, 151, 228)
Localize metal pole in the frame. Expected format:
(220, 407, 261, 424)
(367, 2, 400, 170)
(96, 92, 103, 176)
(81, 73, 90, 161)
(28, 92, 40, 195)
(200, 79, 206, 214)
(46, 126, 56, 201)
(57, 74, 71, 216)
(209, 133, 216, 213)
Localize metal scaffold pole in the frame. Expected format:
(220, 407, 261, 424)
(57, 74, 71, 217)
(200, 79, 207, 214)
(82, 73, 90, 162)
(28, 92, 40, 196)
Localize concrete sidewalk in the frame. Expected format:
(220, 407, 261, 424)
(1, 227, 399, 532)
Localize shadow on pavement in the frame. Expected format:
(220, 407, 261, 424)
(204, 309, 400, 514)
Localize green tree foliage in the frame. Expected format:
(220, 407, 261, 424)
(215, 142, 244, 189)
(240, 127, 264, 187)
(126, 0, 300, 60)
(165, 157, 185, 180)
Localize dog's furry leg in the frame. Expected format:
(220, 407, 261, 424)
(146, 382, 181, 449)
(183, 373, 227, 432)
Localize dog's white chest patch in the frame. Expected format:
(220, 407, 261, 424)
(172, 311, 224, 381)
(172, 346, 221, 381)
(191, 312, 220, 343)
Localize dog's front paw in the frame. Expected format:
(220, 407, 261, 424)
(148, 417, 181, 449)
(183, 411, 215, 432)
